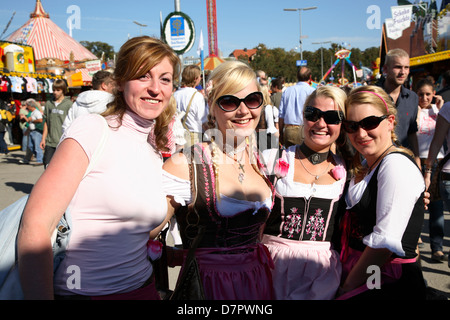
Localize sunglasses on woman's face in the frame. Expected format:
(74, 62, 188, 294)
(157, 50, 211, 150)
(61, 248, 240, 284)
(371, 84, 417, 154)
(303, 106, 344, 125)
(342, 115, 388, 133)
(217, 92, 263, 112)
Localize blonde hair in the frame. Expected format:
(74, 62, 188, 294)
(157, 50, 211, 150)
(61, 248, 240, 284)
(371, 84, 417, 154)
(345, 85, 414, 178)
(204, 61, 268, 201)
(206, 60, 261, 127)
(103, 36, 180, 152)
(384, 48, 409, 67)
(260, 85, 271, 107)
(304, 86, 347, 116)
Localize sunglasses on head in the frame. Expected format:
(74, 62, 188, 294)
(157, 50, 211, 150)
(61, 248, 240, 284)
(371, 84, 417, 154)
(217, 92, 264, 112)
(342, 115, 388, 133)
(303, 106, 344, 125)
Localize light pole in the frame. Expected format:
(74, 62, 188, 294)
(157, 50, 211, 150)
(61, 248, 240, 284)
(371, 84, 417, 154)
(133, 21, 147, 35)
(283, 7, 317, 62)
(312, 41, 331, 79)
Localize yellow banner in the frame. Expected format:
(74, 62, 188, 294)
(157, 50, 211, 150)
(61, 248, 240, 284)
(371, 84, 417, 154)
(70, 72, 83, 87)
(0, 41, 35, 73)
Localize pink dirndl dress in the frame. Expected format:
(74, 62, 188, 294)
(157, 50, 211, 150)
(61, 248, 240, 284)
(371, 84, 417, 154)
(262, 147, 346, 300)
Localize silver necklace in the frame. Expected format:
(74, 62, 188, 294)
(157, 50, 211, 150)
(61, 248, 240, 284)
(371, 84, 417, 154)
(297, 147, 331, 180)
(223, 143, 248, 184)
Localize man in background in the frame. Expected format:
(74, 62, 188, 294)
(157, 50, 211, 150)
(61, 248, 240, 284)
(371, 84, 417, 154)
(270, 77, 285, 109)
(40, 79, 72, 168)
(279, 67, 314, 147)
(62, 70, 115, 133)
(173, 65, 207, 146)
(379, 48, 420, 165)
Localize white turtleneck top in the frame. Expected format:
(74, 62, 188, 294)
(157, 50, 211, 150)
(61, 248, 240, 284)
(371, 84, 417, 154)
(54, 111, 167, 296)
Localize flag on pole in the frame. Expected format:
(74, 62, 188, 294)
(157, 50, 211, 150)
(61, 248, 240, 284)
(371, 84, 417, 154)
(197, 29, 204, 72)
(160, 12, 163, 39)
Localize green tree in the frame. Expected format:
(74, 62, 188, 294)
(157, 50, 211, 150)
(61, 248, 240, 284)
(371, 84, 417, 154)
(250, 43, 380, 84)
(80, 41, 115, 60)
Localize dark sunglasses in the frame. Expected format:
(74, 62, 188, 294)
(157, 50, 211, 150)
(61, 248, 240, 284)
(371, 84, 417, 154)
(304, 106, 344, 125)
(217, 92, 263, 112)
(342, 115, 388, 133)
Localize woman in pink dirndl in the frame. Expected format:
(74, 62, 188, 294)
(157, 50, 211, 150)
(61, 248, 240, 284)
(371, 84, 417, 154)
(337, 86, 426, 299)
(160, 61, 274, 300)
(262, 86, 349, 299)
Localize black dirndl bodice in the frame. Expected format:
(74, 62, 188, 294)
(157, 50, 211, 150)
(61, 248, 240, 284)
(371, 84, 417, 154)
(176, 144, 272, 249)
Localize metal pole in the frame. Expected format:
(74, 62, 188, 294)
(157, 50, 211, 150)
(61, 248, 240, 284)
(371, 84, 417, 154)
(284, 7, 316, 64)
(174, 0, 182, 85)
(299, 10, 303, 61)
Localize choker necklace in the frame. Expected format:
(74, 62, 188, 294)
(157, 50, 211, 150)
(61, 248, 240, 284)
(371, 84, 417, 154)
(299, 143, 330, 165)
(298, 151, 331, 180)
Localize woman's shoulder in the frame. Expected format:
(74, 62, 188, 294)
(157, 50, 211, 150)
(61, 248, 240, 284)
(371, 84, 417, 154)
(163, 144, 208, 181)
(380, 152, 422, 180)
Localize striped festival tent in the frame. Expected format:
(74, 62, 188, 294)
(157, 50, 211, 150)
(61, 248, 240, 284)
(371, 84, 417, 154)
(198, 55, 224, 71)
(6, 0, 96, 62)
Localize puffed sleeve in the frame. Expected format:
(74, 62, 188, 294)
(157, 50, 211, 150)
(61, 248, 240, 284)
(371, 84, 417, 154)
(363, 153, 425, 256)
(162, 170, 192, 205)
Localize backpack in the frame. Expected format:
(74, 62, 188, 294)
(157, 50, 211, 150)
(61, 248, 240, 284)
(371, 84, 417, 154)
(0, 115, 109, 299)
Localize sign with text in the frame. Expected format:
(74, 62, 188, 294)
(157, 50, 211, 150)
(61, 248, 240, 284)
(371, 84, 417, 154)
(84, 60, 101, 76)
(162, 11, 195, 55)
(385, 5, 413, 40)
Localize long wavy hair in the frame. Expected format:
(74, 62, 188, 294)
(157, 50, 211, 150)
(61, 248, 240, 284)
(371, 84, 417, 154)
(103, 36, 180, 152)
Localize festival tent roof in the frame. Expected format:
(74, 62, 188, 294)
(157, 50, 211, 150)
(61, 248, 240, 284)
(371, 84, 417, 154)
(6, 0, 97, 62)
(199, 55, 224, 71)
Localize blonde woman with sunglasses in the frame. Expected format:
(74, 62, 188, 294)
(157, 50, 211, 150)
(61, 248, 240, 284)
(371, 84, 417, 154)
(160, 61, 274, 300)
(337, 86, 426, 299)
(262, 86, 348, 300)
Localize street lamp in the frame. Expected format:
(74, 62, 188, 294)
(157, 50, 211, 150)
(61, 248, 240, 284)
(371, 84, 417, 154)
(312, 41, 331, 79)
(283, 7, 317, 61)
(133, 21, 147, 35)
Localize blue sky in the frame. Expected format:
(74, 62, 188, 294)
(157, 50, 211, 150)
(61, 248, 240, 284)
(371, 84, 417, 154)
(0, 0, 444, 59)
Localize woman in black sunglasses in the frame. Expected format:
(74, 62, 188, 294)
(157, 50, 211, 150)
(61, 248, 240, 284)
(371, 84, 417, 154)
(262, 86, 348, 300)
(337, 86, 426, 300)
(159, 61, 274, 299)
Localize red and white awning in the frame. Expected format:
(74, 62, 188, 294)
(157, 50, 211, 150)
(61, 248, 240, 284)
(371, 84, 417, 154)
(76, 68, 92, 82)
(6, 0, 97, 62)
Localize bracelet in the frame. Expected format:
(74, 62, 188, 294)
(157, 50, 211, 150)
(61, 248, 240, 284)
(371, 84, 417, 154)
(425, 168, 432, 173)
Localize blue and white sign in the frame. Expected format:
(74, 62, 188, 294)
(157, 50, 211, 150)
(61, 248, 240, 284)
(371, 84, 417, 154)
(163, 12, 195, 55)
(296, 60, 307, 66)
(170, 16, 185, 37)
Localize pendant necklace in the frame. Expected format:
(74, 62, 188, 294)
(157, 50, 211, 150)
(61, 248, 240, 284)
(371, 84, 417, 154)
(297, 146, 331, 180)
(299, 143, 330, 165)
(223, 140, 248, 184)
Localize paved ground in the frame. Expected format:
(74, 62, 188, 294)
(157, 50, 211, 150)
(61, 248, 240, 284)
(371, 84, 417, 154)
(1, 149, 449, 299)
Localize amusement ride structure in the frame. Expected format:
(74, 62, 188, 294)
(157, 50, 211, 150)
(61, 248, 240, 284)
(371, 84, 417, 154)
(202, 0, 224, 71)
(320, 49, 358, 86)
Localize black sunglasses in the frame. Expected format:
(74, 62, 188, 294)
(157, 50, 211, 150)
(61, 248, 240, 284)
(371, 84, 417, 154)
(217, 92, 264, 112)
(342, 115, 388, 133)
(304, 106, 344, 125)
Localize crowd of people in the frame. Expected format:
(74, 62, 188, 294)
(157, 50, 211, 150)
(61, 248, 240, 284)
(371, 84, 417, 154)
(1, 35, 448, 300)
